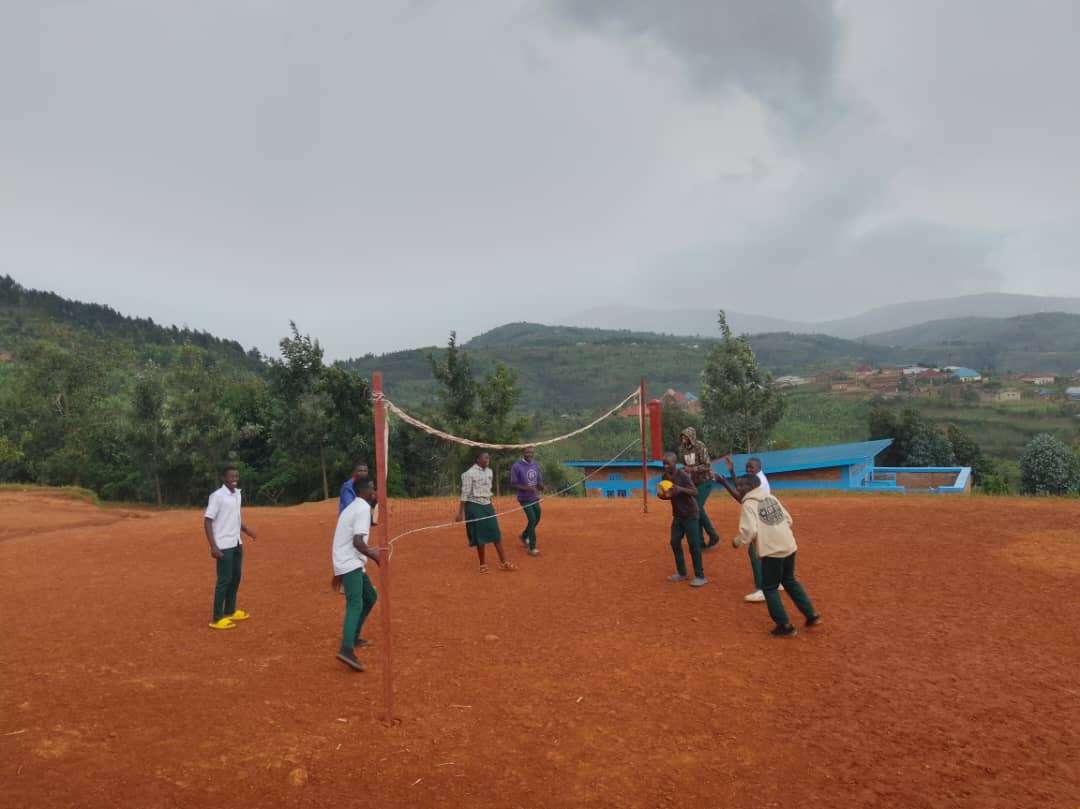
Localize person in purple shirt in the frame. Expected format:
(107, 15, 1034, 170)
(510, 446, 545, 556)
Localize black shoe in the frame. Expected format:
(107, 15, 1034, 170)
(336, 651, 366, 671)
(770, 624, 798, 638)
(354, 637, 372, 648)
(805, 614, 823, 628)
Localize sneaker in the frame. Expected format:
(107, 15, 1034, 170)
(690, 577, 708, 587)
(519, 535, 528, 548)
(805, 614, 824, 628)
(667, 573, 688, 583)
(225, 609, 250, 621)
(354, 638, 372, 648)
(770, 624, 798, 638)
(744, 590, 766, 602)
(336, 651, 366, 672)
(208, 618, 236, 630)
(528, 549, 540, 557)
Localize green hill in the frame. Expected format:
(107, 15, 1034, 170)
(865, 312, 1080, 373)
(0, 275, 265, 374)
(341, 323, 905, 411)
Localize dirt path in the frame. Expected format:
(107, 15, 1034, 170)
(1, 490, 1078, 808)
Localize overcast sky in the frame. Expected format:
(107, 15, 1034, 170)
(3, 1, 1078, 357)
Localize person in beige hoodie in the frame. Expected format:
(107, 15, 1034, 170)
(731, 475, 822, 637)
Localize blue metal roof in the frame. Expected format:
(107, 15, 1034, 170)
(951, 368, 981, 378)
(564, 439, 893, 474)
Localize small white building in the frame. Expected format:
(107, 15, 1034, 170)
(1066, 387, 1080, 401)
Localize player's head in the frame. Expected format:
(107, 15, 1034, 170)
(746, 457, 762, 475)
(522, 446, 534, 462)
(662, 451, 678, 474)
(476, 451, 491, 469)
(352, 462, 369, 480)
(221, 465, 240, 490)
(735, 474, 759, 497)
(353, 477, 376, 505)
(679, 428, 695, 447)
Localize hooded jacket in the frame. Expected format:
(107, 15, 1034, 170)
(731, 487, 797, 559)
(679, 427, 712, 485)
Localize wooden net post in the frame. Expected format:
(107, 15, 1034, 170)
(372, 372, 395, 723)
(639, 378, 648, 514)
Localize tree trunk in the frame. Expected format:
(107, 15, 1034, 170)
(154, 471, 162, 507)
(320, 444, 330, 501)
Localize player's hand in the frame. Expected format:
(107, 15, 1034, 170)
(724, 455, 735, 473)
(210, 547, 224, 559)
(247, 529, 257, 540)
(731, 538, 740, 549)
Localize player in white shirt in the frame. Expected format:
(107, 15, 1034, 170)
(332, 479, 381, 672)
(204, 466, 258, 630)
(715, 456, 781, 603)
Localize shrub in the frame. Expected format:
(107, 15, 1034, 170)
(1018, 433, 1079, 496)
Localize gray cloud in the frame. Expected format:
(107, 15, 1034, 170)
(551, 0, 844, 130)
(1, 0, 1077, 358)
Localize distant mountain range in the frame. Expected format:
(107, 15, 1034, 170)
(562, 293, 1080, 340)
(6, 274, 1080, 414)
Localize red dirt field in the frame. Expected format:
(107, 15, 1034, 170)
(2, 488, 1079, 809)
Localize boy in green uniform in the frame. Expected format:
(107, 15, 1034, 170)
(332, 479, 380, 671)
(204, 466, 258, 630)
(731, 474, 822, 637)
(659, 452, 707, 587)
(679, 428, 721, 548)
(456, 451, 517, 573)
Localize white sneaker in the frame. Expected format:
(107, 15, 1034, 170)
(744, 590, 766, 602)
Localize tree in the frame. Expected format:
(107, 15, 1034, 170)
(472, 363, 528, 495)
(430, 332, 476, 432)
(906, 424, 955, 466)
(163, 347, 238, 503)
(700, 311, 786, 453)
(129, 369, 167, 505)
(268, 323, 333, 501)
(1019, 433, 1079, 495)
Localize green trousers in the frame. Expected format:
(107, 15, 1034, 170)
(749, 543, 763, 590)
(760, 552, 816, 627)
(696, 481, 720, 544)
(212, 546, 243, 621)
(521, 502, 541, 551)
(341, 568, 378, 653)
(670, 517, 704, 579)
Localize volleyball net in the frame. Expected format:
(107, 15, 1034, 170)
(367, 374, 653, 721)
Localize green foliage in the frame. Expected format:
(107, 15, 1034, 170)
(700, 312, 786, 453)
(1019, 433, 1080, 496)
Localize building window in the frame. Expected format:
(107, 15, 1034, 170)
(608, 473, 622, 481)
(617, 489, 628, 498)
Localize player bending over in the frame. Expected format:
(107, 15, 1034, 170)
(332, 479, 380, 671)
(658, 451, 707, 587)
(730, 474, 822, 637)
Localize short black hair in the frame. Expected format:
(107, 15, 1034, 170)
(736, 474, 760, 488)
(221, 464, 239, 476)
(353, 478, 375, 493)
(476, 450, 490, 460)
(662, 451, 678, 463)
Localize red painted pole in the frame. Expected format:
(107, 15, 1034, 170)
(639, 379, 648, 514)
(648, 399, 664, 461)
(372, 372, 395, 723)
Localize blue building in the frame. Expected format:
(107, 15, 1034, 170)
(564, 439, 972, 497)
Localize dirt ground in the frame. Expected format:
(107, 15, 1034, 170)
(2, 488, 1078, 809)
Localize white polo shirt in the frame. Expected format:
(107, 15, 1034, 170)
(332, 498, 373, 576)
(204, 485, 243, 549)
(756, 471, 771, 495)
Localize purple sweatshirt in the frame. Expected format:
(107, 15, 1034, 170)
(509, 459, 543, 504)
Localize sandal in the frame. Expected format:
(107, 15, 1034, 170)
(499, 561, 518, 572)
(479, 564, 490, 574)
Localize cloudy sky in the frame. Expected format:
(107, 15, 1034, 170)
(3, 1, 1078, 357)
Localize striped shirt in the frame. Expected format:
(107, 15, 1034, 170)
(460, 464, 494, 504)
